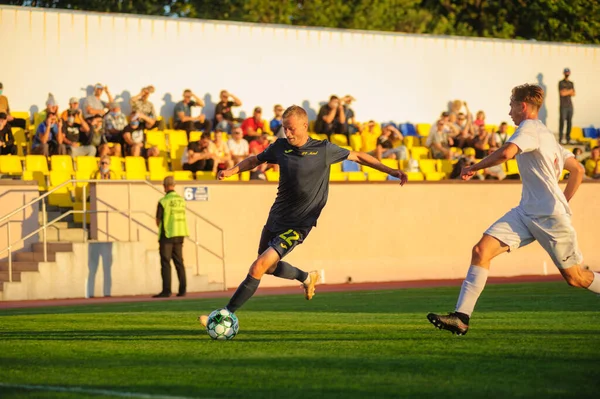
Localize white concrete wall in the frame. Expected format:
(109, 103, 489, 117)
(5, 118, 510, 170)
(1, 6, 599, 132)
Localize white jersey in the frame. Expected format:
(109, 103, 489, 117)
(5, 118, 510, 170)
(507, 119, 574, 217)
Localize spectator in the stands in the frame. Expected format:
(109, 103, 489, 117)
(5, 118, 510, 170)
(492, 122, 510, 148)
(173, 89, 212, 141)
(227, 124, 249, 165)
(249, 133, 278, 178)
(213, 129, 233, 170)
(59, 109, 96, 157)
(450, 99, 468, 117)
(213, 90, 242, 133)
(270, 104, 285, 137)
(183, 132, 218, 174)
(314, 95, 345, 138)
(88, 115, 121, 158)
(37, 93, 59, 125)
(241, 107, 264, 142)
(585, 146, 600, 179)
(121, 113, 159, 157)
(60, 98, 84, 124)
(341, 95, 360, 136)
(91, 155, 117, 180)
(483, 148, 507, 180)
(472, 124, 491, 159)
(473, 110, 486, 127)
(0, 83, 26, 129)
(0, 112, 17, 155)
(374, 124, 407, 160)
(427, 119, 452, 160)
(130, 86, 159, 129)
(572, 147, 584, 164)
(84, 83, 113, 120)
(104, 102, 128, 143)
(32, 112, 67, 156)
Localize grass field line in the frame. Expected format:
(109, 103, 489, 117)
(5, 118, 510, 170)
(0, 383, 211, 399)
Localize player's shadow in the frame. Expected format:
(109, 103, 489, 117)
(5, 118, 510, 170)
(536, 73, 548, 125)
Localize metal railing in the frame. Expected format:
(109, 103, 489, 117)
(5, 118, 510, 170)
(0, 179, 226, 289)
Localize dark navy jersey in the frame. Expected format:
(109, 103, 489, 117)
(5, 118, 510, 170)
(257, 138, 350, 231)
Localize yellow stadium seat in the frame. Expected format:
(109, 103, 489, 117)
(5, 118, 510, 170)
(485, 124, 497, 133)
(439, 159, 455, 178)
(463, 147, 476, 157)
(148, 157, 170, 181)
(361, 130, 379, 153)
(124, 156, 148, 180)
(330, 134, 348, 147)
(74, 170, 92, 202)
(347, 171, 367, 181)
(173, 170, 193, 181)
(418, 159, 439, 174)
(11, 111, 30, 126)
(109, 157, 124, 179)
(505, 159, 519, 176)
(196, 171, 216, 181)
(23, 155, 49, 190)
(425, 172, 446, 181)
(405, 171, 425, 181)
(381, 159, 399, 170)
(170, 146, 187, 171)
(0, 155, 23, 175)
(221, 173, 239, 181)
(329, 171, 347, 181)
(416, 123, 431, 137)
(73, 201, 91, 224)
(11, 128, 28, 156)
(265, 170, 280, 182)
(309, 133, 328, 141)
(403, 136, 416, 149)
(366, 169, 388, 181)
(398, 160, 407, 171)
(450, 147, 463, 156)
(48, 170, 74, 207)
(50, 155, 74, 174)
(168, 117, 174, 130)
(330, 163, 343, 173)
(145, 131, 168, 151)
(189, 131, 203, 142)
(349, 134, 362, 151)
(506, 125, 516, 135)
(589, 139, 598, 149)
(75, 156, 100, 177)
(570, 126, 583, 141)
(261, 119, 272, 135)
(560, 169, 569, 181)
(240, 171, 251, 181)
(168, 129, 188, 150)
(340, 145, 352, 151)
(410, 146, 430, 160)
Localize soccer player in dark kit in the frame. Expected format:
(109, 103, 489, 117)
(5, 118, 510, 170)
(199, 105, 407, 328)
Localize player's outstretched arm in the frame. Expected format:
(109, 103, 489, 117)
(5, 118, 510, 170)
(562, 157, 584, 202)
(347, 151, 408, 186)
(217, 156, 264, 180)
(461, 143, 519, 180)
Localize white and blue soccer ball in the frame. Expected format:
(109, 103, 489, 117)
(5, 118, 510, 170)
(206, 308, 239, 340)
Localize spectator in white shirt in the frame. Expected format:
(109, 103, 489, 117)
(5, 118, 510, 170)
(227, 125, 249, 164)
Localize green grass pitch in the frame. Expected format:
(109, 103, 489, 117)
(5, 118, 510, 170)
(0, 282, 599, 399)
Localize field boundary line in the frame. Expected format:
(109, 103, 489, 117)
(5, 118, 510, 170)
(0, 383, 210, 399)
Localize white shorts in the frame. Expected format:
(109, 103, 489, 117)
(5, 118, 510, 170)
(485, 207, 583, 269)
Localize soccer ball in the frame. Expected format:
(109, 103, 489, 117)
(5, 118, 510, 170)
(206, 308, 239, 340)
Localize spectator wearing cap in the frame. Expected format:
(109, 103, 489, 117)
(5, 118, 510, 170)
(84, 83, 113, 120)
(0, 82, 26, 129)
(315, 95, 346, 138)
(0, 112, 17, 155)
(270, 104, 285, 138)
(131, 86, 159, 129)
(60, 97, 85, 124)
(241, 107, 264, 142)
(32, 112, 67, 156)
(559, 67, 576, 144)
(59, 108, 96, 157)
(37, 93, 59, 125)
(227, 124, 249, 165)
(173, 89, 212, 141)
(87, 115, 121, 158)
(104, 102, 128, 143)
(121, 112, 159, 157)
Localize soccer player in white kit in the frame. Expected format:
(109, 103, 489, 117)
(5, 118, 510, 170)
(427, 84, 600, 335)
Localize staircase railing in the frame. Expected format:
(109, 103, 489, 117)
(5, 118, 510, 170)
(0, 180, 226, 289)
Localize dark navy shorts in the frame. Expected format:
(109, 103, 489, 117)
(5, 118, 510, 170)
(258, 226, 311, 259)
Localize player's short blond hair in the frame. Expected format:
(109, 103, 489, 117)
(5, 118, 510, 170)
(511, 84, 544, 110)
(282, 105, 308, 122)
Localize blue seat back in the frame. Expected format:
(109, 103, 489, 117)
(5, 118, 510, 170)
(341, 159, 360, 172)
(399, 123, 418, 136)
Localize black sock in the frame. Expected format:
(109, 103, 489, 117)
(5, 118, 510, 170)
(273, 261, 308, 282)
(454, 312, 470, 325)
(226, 274, 260, 313)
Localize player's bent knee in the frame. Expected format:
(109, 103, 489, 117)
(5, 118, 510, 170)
(471, 243, 489, 264)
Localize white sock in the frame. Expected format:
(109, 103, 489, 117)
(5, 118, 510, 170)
(455, 265, 489, 317)
(587, 272, 600, 294)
